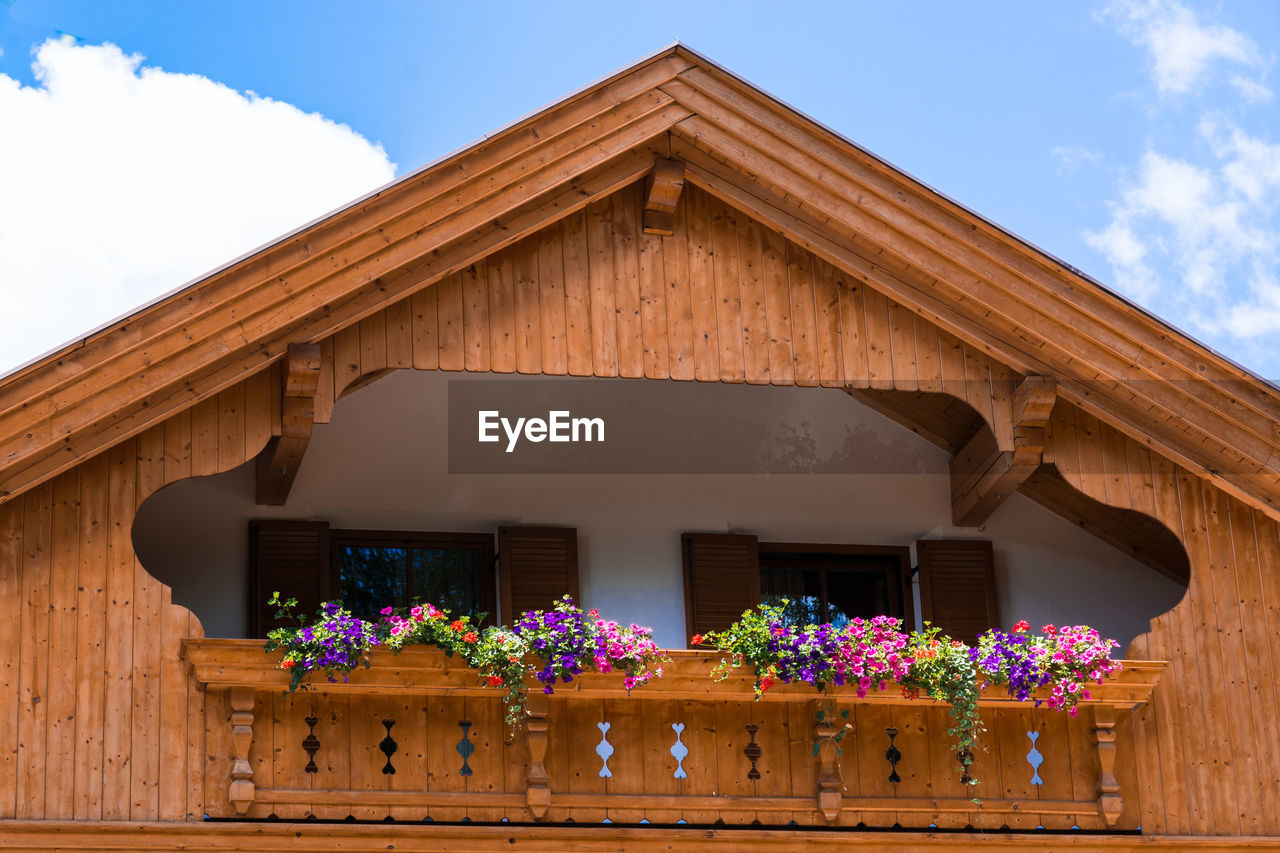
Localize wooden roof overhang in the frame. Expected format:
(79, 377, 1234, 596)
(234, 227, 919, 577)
(1, 45, 1279, 524)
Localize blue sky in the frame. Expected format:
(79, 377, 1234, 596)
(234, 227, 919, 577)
(1, 1, 1278, 379)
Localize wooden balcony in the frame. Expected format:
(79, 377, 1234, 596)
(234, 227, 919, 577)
(182, 640, 1164, 831)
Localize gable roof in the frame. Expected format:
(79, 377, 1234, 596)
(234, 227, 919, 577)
(1, 45, 1278, 521)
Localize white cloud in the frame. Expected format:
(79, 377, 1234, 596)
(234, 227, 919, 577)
(0, 39, 397, 375)
(1085, 3, 1280, 376)
(1086, 127, 1280, 346)
(1085, 215, 1157, 300)
(1200, 116, 1280, 205)
(1100, 0, 1271, 98)
(1051, 145, 1102, 171)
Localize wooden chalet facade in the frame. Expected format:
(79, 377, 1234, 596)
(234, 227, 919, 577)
(1, 46, 1279, 851)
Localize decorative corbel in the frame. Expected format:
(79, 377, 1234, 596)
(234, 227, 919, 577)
(255, 343, 321, 506)
(951, 376, 1056, 526)
(642, 158, 686, 236)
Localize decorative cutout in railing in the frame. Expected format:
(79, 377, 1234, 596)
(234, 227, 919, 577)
(670, 723, 688, 780)
(302, 714, 320, 775)
(743, 724, 762, 782)
(1027, 730, 1044, 786)
(885, 726, 902, 784)
(379, 718, 398, 775)
(456, 720, 474, 778)
(596, 722, 614, 779)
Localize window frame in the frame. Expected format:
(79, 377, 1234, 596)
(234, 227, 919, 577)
(757, 541, 914, 627)
(328, 528, 497, 625)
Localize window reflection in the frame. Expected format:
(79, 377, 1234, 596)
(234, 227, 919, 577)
(759, 546, 907, 628)
(333, 532, 493, 625)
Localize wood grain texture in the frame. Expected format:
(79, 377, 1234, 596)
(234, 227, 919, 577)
(0, 148, 1273, 843)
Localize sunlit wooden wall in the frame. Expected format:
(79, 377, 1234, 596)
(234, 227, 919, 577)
(0, 182, 1276, 836)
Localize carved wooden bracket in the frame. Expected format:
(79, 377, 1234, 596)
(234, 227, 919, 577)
(642, 159, 686, 235)
(255, 343, 322, 506)
(951, 376, 1056, 527)
(1093, 704, 1123, 826)
(524, 690, 551, 821)
(228, 686, 256, 815)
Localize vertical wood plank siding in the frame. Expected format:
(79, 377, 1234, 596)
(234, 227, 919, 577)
(0, 182, 1274, 837)
(0, 381, 272, 822)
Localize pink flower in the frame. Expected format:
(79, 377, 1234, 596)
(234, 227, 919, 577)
(380, 606, 394, 616)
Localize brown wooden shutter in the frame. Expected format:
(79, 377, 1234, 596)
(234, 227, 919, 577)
(682, 532, 760, 645)
(249, 520, 331, 638)
(916, 539, 998, 645)
(498, 526, 580, 623)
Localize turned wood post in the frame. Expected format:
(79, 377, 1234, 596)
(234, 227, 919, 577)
(524, 691, 551, 820)
(1093, 704, 1122, 826)
(814, 705, 843, 823)
(229, 686, 257, 815)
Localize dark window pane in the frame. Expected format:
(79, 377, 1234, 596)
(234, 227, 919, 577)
(760, 565, 823, 626)
(338, 546, 408, 619)
(411, 548, 483, 619)
(825, 569, 892, 626)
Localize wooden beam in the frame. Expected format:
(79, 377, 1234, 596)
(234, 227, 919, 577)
(842, 387, 983, 455)
(254, 344, 320, 506)
(669, 125, 1280, 524)
(1019, 467, 1190, 584)
(0, 817, 1262, 851)
(642, 158, 685, 235)
(951, 377, 1055, 527)
(0, 145, 666, 507)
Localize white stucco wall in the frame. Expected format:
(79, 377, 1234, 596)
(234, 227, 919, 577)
(132, 369, 1185, 652)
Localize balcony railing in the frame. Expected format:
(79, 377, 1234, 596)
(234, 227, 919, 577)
(182, 640, 1163, 830)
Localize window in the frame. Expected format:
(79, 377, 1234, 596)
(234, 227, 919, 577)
(331, 530, 496, 625)
(681, 532, 915, 641)
(250, 520, 579, 637)
(758, 543, 912, 628)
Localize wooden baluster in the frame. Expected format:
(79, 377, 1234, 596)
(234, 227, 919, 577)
(524, 691, 551, 821)
(814, 706, 842, 823)
(229, 687, 256, 815)
(1093, 705, 1122, 826)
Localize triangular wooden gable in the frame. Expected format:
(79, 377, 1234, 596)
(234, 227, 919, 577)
(0, 47, 1278, 838)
